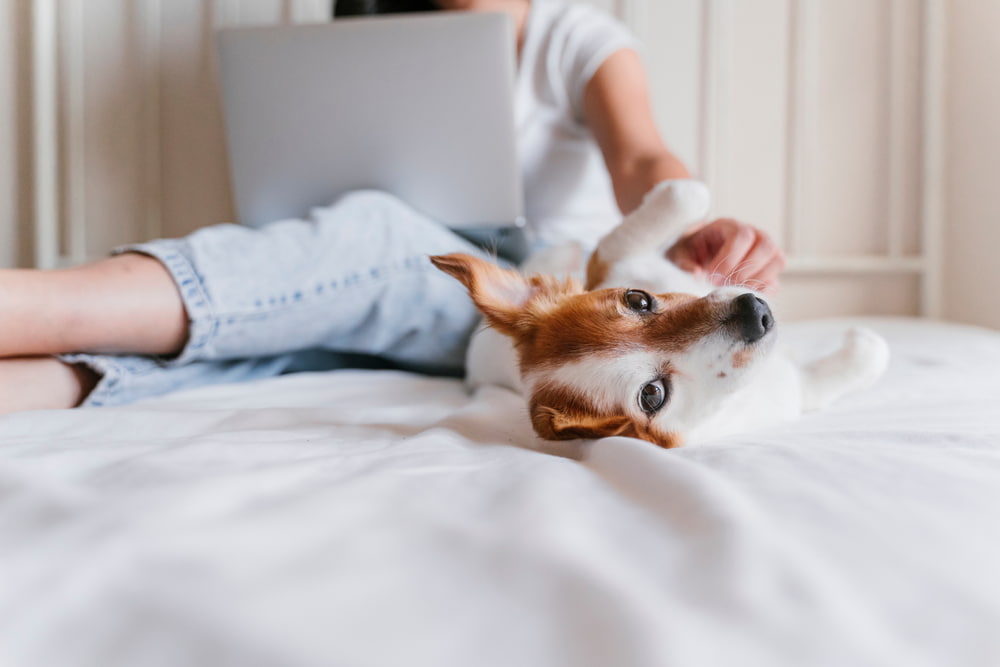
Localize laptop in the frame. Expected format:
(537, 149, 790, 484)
(215, 12, 524, 234)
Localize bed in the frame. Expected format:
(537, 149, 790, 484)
(2, 317, 999, 667)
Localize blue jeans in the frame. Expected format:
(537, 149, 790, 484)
(64, 191, 502, 407)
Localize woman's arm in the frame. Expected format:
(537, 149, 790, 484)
(582, 49, 689, 215)
(582, 49, 786, 292)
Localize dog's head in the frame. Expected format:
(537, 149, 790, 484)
(431, 253, 776, 448)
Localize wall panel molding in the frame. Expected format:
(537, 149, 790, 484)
(61, 0, 87, 264)
(31, 0, 59, 268)
(920, 0, 945, 319)
(886, 0, 906, 258)
(784, 0, 816, 256)
(140, 0, 164, 244)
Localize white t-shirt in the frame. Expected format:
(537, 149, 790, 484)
(514, 0, 640, 250)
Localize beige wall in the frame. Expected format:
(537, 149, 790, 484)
(944, 0, 1000, 330)
(0, 0, 31, 267)
(1, 0, 985, 326)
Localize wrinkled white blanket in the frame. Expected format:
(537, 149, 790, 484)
(1, 318, 999, 667)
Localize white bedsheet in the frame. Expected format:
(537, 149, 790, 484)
(2, 318, 999, 667)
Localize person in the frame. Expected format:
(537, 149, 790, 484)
(0, 0, 784, 413)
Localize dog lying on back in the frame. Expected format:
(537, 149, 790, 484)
(431, 180, 889, 448)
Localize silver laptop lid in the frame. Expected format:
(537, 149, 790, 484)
(216, 12, 524, 230)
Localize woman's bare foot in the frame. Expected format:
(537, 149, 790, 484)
(0, 357, 98, 413)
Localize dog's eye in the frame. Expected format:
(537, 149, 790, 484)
(638, 379, 668, 413)
(625, 289, 652, 312)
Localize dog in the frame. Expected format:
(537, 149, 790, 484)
(431, 180, 889, 448)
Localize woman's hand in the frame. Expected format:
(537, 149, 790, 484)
(578, 50, 786, 293)
(666, 218, 786, 294)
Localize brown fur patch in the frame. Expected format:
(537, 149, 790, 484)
(513, 289, 723, 449)
(431, 254, 727, 377)
(731, 348, 754, 369)
(530, 382, 682, 448)
(584, 251, 610, 290)
(430, 253, 582, 337)
(516, 289, 726, 374)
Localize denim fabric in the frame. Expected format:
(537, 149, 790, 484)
(64, 191, 502, 407)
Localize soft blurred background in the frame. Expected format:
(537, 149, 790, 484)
(0, 0, 997, 326)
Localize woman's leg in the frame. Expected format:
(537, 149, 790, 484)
(3, 191, 499, 409)
(117, 190, 492, 367)
(0, 253, 188, 357)
(0, 248, 187, 413)
(0, 357, 97, 412)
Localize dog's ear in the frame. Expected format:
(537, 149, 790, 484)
(530, 403, 634, 441)
(532, 404, 684, 447)
(430, 253, 580, 338)
(431, 253, 535, 336)
(529, 384, 683, 447)
(525, 382, 633, 440)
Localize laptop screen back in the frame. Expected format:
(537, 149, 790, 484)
(216, 12, 523, 230)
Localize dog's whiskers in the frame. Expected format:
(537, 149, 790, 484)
(707, 255, 751, 289)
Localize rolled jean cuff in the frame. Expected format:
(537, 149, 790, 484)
(60, 350, 310, 409)
(58, 353, 164, 408)
(112, 239, 219, 367)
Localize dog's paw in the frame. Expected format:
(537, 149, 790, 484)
(841, 326, 890, 386)
(596, 180, 712, 265)
(801, 326, 891, 411)
(640, 179, 711, 224)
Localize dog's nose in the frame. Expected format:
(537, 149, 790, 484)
(732, 293, 773, 343)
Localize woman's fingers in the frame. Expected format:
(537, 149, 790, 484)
(669, 218, 786, 293)
(704, 220, 758, 284)
(729, 232, 786, 293)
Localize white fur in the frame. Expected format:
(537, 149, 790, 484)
(526, 350, 665, 415)
(465, 179, 890, 445)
